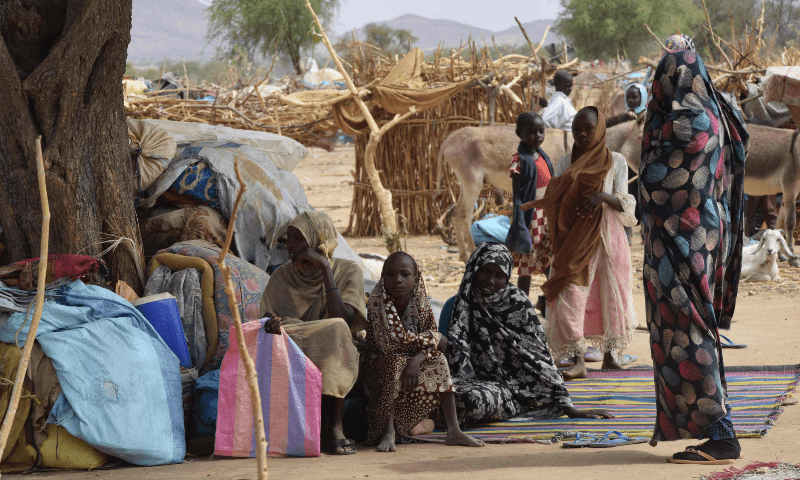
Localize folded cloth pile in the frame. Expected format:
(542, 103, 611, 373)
(0, 280, 66, 313)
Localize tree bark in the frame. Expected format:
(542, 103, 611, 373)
(0, 0, 143, 291)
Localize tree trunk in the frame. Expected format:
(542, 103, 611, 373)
(291, 53, 303, 76)
(363, 132, 398, 239)
(287, 42, 303, 76)
(0, 0, 143, 291)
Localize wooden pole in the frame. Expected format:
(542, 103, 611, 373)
(306, 0, 413, 249)
(0, 136, 50, 470)
(514, 17, 536, 56)
(644, 24, 669, 52)
(217, 160, 268, 479)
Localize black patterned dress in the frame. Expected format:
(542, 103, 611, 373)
(447, 243, 573, 424)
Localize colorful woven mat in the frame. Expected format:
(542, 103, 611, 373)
(414, 365, 800, 444)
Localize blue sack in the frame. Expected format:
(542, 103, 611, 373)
(0, 281, 185, 466)
(438, 295, 457, 338)
(470, 214, 511, 245)
(192, 370, 220, 438)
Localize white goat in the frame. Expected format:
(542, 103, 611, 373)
(741, 229, 795, 282)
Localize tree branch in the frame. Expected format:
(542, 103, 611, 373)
(535, 26, 551, 54)
(217, 160, 268, 480)
(514, 17, 536, 56)
(0, 136, 50, 461)
(644, 24, 669, 52)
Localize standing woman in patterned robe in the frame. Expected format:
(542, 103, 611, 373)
(361, 252, 485, 452)
(639, 34, 749, 464)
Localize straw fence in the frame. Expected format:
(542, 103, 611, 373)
(344, 43, 622, 236)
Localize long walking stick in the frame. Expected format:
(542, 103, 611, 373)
(217, 160, 267, 479)
(0, 137, 50, 474)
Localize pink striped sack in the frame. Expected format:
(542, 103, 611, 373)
(214, 320, 322, 457)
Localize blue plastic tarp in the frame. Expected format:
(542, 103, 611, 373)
(0, 281, 185, 466)
(470, 214, 511, 245)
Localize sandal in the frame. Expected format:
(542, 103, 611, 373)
(587, 431, 648, 448)
(331, 438, 357, 455)
(720, 335, 747, 349)
(562, 432, 600, 448)
(666, 447, 739, 465)
(557, 347, 604, 367)
(584, 347, 603, 363)
(618, 354, 637, 367)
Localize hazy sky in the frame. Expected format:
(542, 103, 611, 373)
(331, 0, 562, 34)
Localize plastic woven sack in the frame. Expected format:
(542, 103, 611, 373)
(215, 320, 322, 458)
(128, 118, 177, 190)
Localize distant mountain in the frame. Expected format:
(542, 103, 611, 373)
(340, 14, 562, 52)
(127, 2, 560, 65)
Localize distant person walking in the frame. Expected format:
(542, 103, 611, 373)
(541, 70, 577, 132)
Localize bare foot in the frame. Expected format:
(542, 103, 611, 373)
(561, 363, 587, 381)
(409, 418, 435, 436)
(445, 431, 485, 447)
(376, 422, 396, 452)
(601, 352, 624, 370)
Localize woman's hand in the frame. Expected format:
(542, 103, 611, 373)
(402, 356, 423, 390)
(264, 316, 283, 334)
(294, 247, 330, 271)
(563, 406, 614, 419)
(577, 192, 607, 217)
(436, 336, 449, 353)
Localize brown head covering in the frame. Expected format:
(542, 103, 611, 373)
(260, 211, 366, 332)
(289, 211, 339, 258)
(523, 107, 614, 301)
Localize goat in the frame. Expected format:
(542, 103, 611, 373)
(741, 229, 796, 282)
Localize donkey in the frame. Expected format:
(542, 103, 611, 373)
(434, 118, 644, 263)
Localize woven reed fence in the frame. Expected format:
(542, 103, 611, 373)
(344, 44, 621, 236)
(346, 87, 524, 236)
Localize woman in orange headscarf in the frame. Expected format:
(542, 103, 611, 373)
(523, 106, 638, 380)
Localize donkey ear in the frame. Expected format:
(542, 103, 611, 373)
(635, 111, 647, 127)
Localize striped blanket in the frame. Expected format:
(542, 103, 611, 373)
(415, 365, 800, 444)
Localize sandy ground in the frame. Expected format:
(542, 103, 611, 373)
(9, 145, 800, 480)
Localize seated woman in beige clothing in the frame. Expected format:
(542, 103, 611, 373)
(260, 211, 365, 455)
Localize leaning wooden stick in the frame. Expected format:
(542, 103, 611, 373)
(644, 24, 669, 52)
(514, 17, 536, 56)
(0, 136, 50, 469)
(217, 160, 268, 479)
